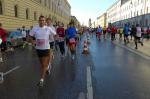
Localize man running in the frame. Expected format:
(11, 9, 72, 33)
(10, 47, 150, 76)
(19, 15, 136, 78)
(30, 16, 56, 87)
(135, 24, 143, 49)
(56, 23, 65, 58)
(0, 23, 7, 52)
(66, 22, 77, 60)
(123, 24, 129, 44)
(96, 26, 102, 40)
(46, 17, 57, 74)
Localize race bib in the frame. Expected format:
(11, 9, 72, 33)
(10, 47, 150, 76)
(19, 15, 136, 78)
(69, 38, 75, 43)
(37, 39, 46, 48)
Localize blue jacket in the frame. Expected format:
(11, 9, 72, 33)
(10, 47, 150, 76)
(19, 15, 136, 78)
(66, 27, 77, 39)
(124, 25, 129, 35)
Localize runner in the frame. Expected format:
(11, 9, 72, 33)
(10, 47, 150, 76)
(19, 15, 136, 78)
(131, 25, 137, 41)
(66, 22, 77, 60)
(65, 24, 70, 56)
(29, 16, 55, 87)
(135, 24, 143, 49)
(111, 25, 116, 41)
(147, 26, 150, 40)
(96, 26, 102, 40)
(123, 24, 129, 44)
(46, 17, 57, 74)
(56, 22, 65, 58)
(0, 23, 7, 52)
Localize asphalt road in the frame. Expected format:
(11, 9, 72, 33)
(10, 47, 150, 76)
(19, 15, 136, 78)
(0, 34, 150, 99)
(90, 36, 150, 99)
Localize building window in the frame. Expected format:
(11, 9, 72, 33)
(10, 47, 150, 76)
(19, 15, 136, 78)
(45, 0, 46, 6)
(34, 11, 37, 20)
(145, 19, 148, 26)
(49, 0, 50, 9)
(14, 5, 18, 17)
(0, 0, 3, 15)
(26, 8, 29, 19)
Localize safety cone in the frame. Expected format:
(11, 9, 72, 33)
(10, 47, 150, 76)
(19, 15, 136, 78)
(82, 40, 89, 55)
(87, 37, 90, 44)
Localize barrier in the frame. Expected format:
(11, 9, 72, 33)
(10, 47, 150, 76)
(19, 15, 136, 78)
(82, 39, 89, 55)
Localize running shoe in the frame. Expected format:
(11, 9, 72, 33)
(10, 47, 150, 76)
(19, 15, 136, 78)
(37, 80, 44, 87)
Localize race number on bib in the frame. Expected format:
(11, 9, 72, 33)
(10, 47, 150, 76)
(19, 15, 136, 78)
(69, 38, 75, 43)
(37, 39, 46, 48)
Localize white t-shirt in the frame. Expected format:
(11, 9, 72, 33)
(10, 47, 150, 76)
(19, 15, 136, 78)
(30, 25, 53, 50)
(136, 27, 142, 37)
(47, 25, 56, 42)
(21, 30, 27, 38)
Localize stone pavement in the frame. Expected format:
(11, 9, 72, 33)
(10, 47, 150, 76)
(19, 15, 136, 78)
(114, 37, 150, 57)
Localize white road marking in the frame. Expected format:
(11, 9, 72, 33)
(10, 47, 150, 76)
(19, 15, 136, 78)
(3, 66, 20, 76)
(0, 66, 20, 83)
(87, 66, 93, 99)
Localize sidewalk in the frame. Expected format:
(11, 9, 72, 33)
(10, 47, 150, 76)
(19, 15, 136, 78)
(114, 37, 150, 57)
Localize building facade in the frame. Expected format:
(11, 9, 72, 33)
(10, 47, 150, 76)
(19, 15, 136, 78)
(97, 13, 107, 27)
(106, 0, 150, 27)
(106, 0, 121, 27)
(0, 0, 71, 30)
(70, 16, 80, 28)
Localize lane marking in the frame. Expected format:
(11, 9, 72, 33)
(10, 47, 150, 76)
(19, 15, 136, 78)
(0, 66, 20, 83)
(87, 66, 93, 99)
(3, 66, 20, 76)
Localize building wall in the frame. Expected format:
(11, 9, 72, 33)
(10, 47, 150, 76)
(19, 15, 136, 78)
(97, 13, 106, 27)
(106, 0, 121, 26)
(106, 0, 150, 27)
(0, 0, 71, 30)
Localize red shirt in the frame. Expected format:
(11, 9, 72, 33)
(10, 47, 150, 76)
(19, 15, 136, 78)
(147, 28, 150, 34)
(0, 28, 7, 42)
(111, 27, 116, 34)
(57, 27, 65, 37)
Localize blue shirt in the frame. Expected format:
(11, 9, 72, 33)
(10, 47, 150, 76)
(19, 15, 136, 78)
(97, 27, 102, 33)
(124, 26, 129, 35)
(66, 27, 77, 39)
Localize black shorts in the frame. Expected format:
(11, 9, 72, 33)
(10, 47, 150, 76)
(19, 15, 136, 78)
(135, 36, 141, 40)
(0, 42, 7, 52)
(22, 37, 26, 41)
(124, 34, 129, 38)
(49, 42, 54, 49)
(36, 49, 50, 57)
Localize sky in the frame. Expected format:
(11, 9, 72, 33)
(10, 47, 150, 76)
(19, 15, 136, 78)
(68, 0, 117, 26)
